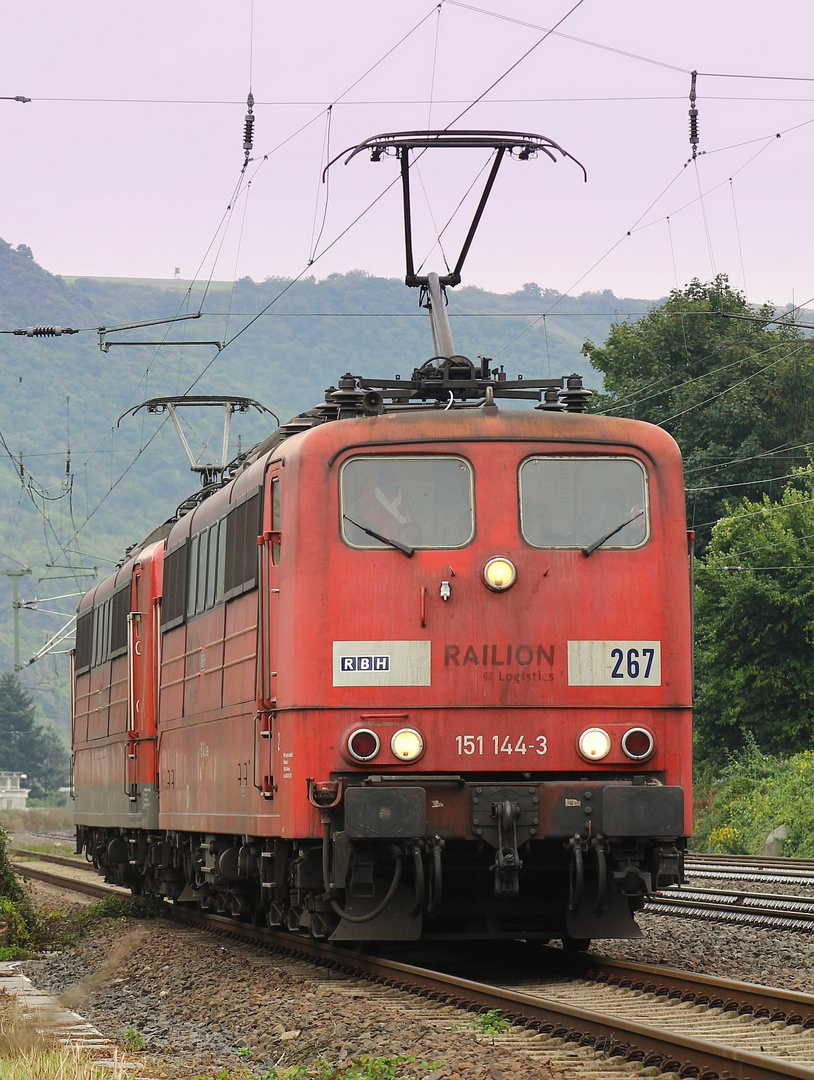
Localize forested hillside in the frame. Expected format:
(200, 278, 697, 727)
(0, 238, 653, 743)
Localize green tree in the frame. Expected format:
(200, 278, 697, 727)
(694, 476, 814, 761)
(0, 673, 67, 798)
(583, 275, 814, 551)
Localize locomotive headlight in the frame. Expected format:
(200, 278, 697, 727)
(483, 557, 517, 592)
(390, 727, 424, 762)
(347, 728, 381, 763)
(578, 727, 611, 761)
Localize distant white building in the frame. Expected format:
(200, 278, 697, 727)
(0, 772, 30, 811)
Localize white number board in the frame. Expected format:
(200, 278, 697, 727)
(333, 640, 431, 686)
(567, 640, 661, 686)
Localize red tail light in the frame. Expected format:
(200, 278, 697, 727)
(347, 728, 380, 762)
(621, 727, 654, 761)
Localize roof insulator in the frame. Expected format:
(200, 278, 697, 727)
(559, 374, 592, 413)
(536, 387, 567, 412)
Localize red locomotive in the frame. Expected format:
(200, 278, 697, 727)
(72, 131, 692, 946)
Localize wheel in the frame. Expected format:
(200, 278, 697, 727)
(562, 936, 591, 954)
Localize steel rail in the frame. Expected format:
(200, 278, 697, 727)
(686, 855, 814, 885)
(578, 954, 814, 1025)
(687, 854, 814, 871)
(11, 862, 125, 900)
(13, 848, 92, 868)
(661, 886, 814, 914)
(647, 888, 814, 933)
(162, 908, 814, 1080)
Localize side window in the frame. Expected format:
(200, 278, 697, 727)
(162, 542, 189, 631)
(92, 605, 101, 667)
(91, 598, 113, 668)
(271, 477, 281, 566)
(104, 600, 112, 661)
(205, 524, 219, 608)
(340, 456, 474, 550)
(519, 456, 649, 550)
(163, 489, 261, 628)
(196, 529, 209, 614)
(224, 488, 262, 599)
(187, 535, 199, 618)
(75, 610, 93, 673)
(109, 585, 130, 658)
(216, 518, 227, 602)
(94, 601, 103, 667)
(186, 524, 222, 616)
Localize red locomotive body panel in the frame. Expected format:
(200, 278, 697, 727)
(74, 541, 163, 830)
(259, 410, 691, 842)
(74, 389, 692, 943)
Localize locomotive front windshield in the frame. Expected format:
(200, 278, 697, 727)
(341, 455, 474, 550)
(519, 456, 649, 549)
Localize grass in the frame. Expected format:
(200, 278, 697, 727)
(0, 808, 74, 835)
(468, 1010, 510, 1036)
(0, 995, 131, 1079)
(38, 896, 164, 953)
(11, 842, 83, 860)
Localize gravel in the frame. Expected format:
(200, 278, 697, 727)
(593, 906, 814, 994)
(22, 901, 546, 1079)
(19, 875, 814, 1078)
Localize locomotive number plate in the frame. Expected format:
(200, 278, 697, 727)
(456, 734, 547, 756)
(567, 640, 661, 686)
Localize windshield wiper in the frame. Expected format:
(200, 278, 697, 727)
(582, 509, 644, 557)
(343, 515, 415, 558)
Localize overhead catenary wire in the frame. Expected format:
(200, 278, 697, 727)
(8, 0, 814, 598)
(61, 0, 590, 543)
(0, 3, 464, 579)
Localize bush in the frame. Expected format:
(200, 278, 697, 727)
(693, 741, 814, 856)
(0, 825, 39, 954)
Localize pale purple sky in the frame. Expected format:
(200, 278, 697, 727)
(3, 1, 814, 306)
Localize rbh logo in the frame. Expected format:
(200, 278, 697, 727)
(340, 655, 390, 672)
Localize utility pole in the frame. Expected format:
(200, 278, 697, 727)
(0, 568, 31, 671)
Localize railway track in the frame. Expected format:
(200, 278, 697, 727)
(685, 853, 814, 887)
(13, 849, 814, 1079)
(647, 885, 814, 932)
(649, 852, 814, 931)
(12, 849, 128, 900)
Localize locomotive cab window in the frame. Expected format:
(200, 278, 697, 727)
(340, 455, 474, 550)
(519, 456, 649, 550)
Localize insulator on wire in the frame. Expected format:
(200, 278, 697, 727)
(243, 91, 255, 162)
(688, 70, 699, 159)
(689, 107, 699, 149)
(13, 325, 77, 337)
